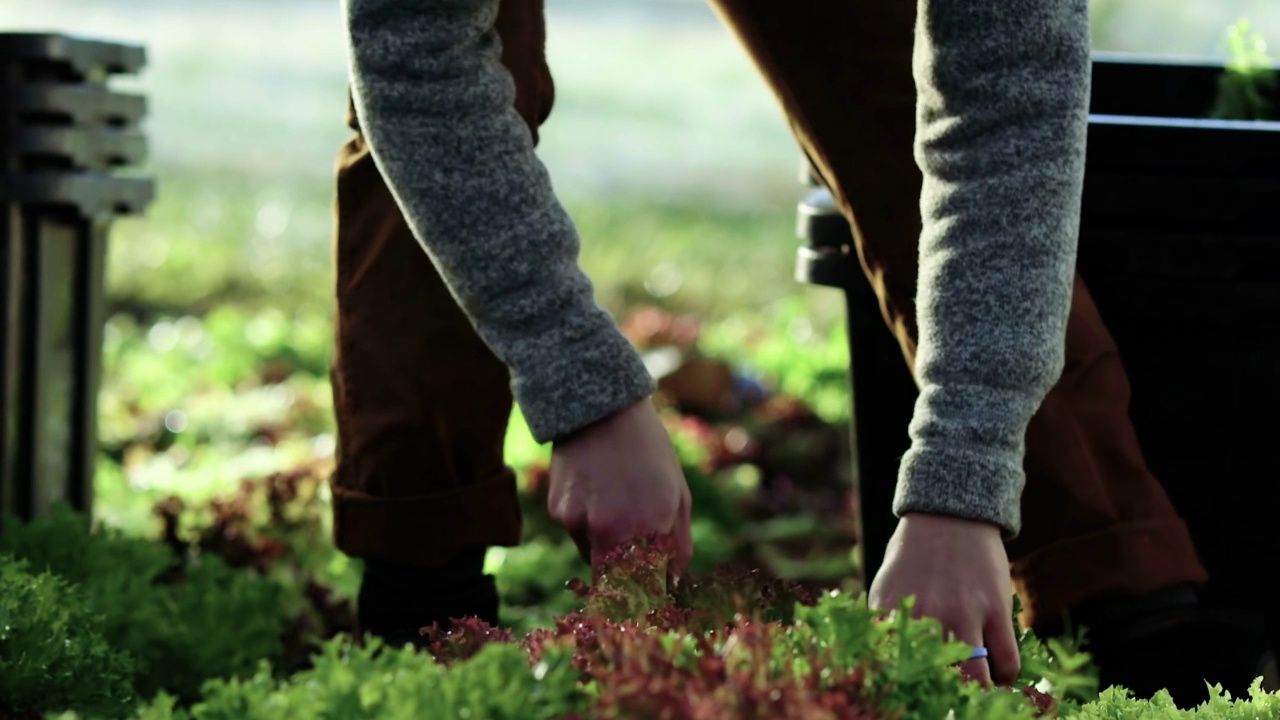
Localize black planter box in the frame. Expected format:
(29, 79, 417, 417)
(1, 33, 153, 523)
(1078, 54, 1280, 647)
(796, 53, 1280, 643)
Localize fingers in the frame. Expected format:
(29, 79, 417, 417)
(582, 513, 690, 581)
(546, 446, 692, 579)
(586, 519, 658, 569)
(544, 463, 577, 530)
(984, 600, 1022, 686)
(568, 524, 592, 565)
(586, 525, 616, 568)
(668, 489, 694, 583)
(951, 623, 994, 688)
(869, 585, 995, 687)
(545, 478, 593, 564)
(951, 600, 1021, 688)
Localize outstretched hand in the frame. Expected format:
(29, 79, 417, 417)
(545, 398, 694, 581)
(868, 512, 1020, 687)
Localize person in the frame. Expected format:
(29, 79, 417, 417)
(333, 0, 1276, 705)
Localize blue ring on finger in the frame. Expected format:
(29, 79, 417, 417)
(970, 646, 988, 660)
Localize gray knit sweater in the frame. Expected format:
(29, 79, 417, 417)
(341, 0, 1091, 538)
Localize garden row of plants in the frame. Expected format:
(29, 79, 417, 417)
(5, 494, 1279, 719)
(7, 29, 1279, 711)
(5, 297, 1279, 717)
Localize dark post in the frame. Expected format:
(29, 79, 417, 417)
(1081, 53, 1280, 652)
(1, 33, 155, 522)
(793, 179, 917, 588)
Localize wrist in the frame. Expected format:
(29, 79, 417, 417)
(894, 442, 1024, 539)
(552, 396, 654, 446)
(901, 511, 1003, 535)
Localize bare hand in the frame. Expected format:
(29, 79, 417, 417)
(868, 512, 1019, 687)
(546, 398, 694, 580)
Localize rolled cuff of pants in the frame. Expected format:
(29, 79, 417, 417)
(331, 467, 524, 568)
(1011, 516, 1209, 631)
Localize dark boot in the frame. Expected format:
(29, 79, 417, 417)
(357, 546, 500, 650)
(1046, 585, 1280, 708)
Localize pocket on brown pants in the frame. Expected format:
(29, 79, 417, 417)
(329, 0, 553, 567)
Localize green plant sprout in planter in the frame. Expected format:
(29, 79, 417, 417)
(1209, 19, 1278, 121)
(0, 557, 138, 719)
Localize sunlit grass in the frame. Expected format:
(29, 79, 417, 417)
(106, 163, 842, 324)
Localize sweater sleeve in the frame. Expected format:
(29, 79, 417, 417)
(892, 0, 1092, 537)
(341, 0, 655, 443)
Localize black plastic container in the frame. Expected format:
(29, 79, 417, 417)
(796, 53, 1280, 645)
(1, 33, 154, 522)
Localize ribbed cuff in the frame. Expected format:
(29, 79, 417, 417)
(893, 444, 1026, 539)
(512, 321, 656, 444)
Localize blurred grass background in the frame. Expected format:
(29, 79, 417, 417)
(3, 0, 1274, 323)
(0, 0, 1275, 528)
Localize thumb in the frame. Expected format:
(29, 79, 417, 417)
(588, 525, 625, 571)
(568, 525, 593, 567)
(985, 602, 1022, 687)
(668, 490, 693, 584)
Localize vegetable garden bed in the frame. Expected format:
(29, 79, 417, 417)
(7, 21, 1280, 720)
(4, 495, 1280, 719)
(3, 304, 1275, 718)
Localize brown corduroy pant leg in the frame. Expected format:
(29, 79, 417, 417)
(329, 0, 554, 568)
(706, 0, 1208, 630)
